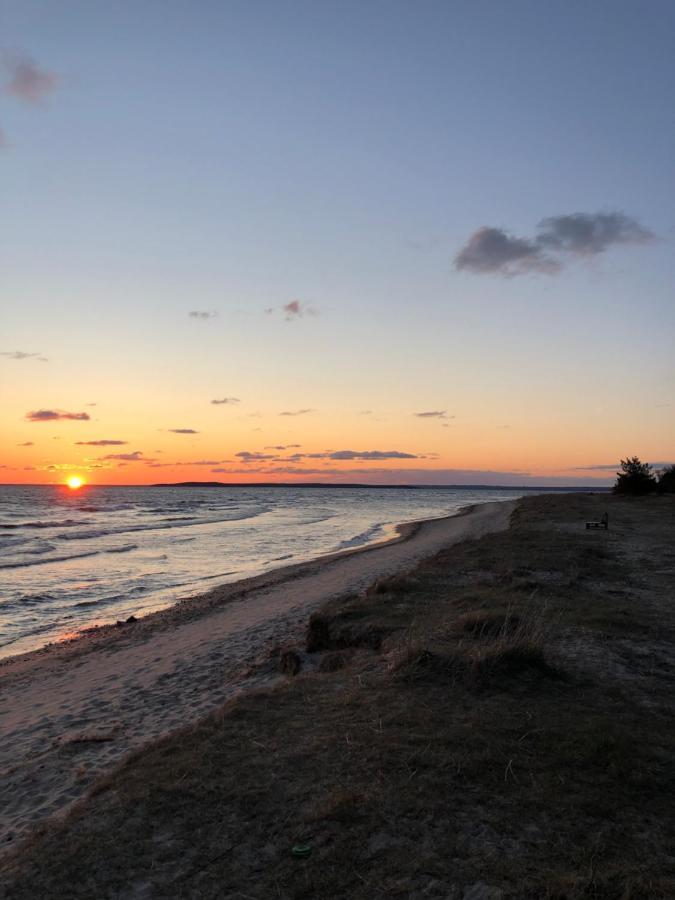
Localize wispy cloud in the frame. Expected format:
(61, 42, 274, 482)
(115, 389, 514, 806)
(266, 300, 318, 321)
(264, 444, 301, 450)
(100, 451, 146, 462)
(414, 410, 452, 419)
(26, 409, 90, 422)
(236, 447, 417, 462)
(3, 52, 60, 105)
(188, 310, 218, 320)
(18, 441, 34, 447)
(279, 409, 314, 417)
(211, 397, 240, 405)
(75, 440, 128, 446)
(570, 461, 673, 471)
(323, 449, 417, 460)
(1, 350, 48, 362)
(168, 428, 199, 434)
(454, 211, 654, 277)
(236, 451, 279, 462)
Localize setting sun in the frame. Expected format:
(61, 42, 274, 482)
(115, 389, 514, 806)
(66, 476, 84, 490)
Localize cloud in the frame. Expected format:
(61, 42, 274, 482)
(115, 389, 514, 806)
(266, 301, 318, 320)
(536, 212, 654, 255)
(324, 450, 417, 460)
(18, 441, 34, 447)
(454, 211, 654, 277)
(75, 440, 128, 446)
(168, 428, 199, 434)
(188, 310, 218, 319)
(264, 444, 301, 450)
(570, 461, 673, 471)
(100, 451, 145, 462)
(26, 409, 90, 422)
(1, 351, 48, 361)
(454, 227, 558, 276)
(414, 410, 453, 419)
(235, 448, 417, 462)
(3, 52, 60, 105)
(211, 397, 240, 405)
(279, 409, 314, 417)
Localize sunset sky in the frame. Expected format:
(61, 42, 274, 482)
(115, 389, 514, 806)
(2, 1, 674, 486)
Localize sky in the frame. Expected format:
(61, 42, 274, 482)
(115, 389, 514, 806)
(1, 0, 674, 486)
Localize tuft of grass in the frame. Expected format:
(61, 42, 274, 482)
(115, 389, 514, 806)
(369, 574, 418, 595)
(457, 610, 522, 638)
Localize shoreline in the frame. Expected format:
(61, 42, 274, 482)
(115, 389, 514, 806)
(0, 505, 469, 671)
(0, 499, 517, 849)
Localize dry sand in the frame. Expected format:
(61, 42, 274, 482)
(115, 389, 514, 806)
(0, 499, 516, 851)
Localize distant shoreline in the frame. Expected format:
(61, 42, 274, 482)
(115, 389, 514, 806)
(0, 482, 612, 490)
(150, 481, 611, 491)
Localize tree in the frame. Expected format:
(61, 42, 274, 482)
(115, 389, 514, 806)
(657, 464, 675, 494)
(613, 457, 657, 495)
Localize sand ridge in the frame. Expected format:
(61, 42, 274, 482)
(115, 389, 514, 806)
(0, 500, 516, 851)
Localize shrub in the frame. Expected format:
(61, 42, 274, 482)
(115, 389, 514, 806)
(657, 464, 675, 494)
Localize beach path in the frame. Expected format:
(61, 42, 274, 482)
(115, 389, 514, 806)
(0, 499, 516, 850)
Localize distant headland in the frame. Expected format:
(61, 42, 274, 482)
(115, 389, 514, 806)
(151, 481, 610, 491)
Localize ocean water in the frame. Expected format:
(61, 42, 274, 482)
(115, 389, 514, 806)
(0, 484, 525, 659)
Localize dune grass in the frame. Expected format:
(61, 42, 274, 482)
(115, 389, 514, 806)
(2, 493, 675, 899)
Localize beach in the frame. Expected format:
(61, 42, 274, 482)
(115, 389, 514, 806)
(2, 492, 674, 897)
(0, 499, 516, 851)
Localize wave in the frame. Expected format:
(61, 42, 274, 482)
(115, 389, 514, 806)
(0, 519, 89, 530)
(105, 544, 138, 554)
(54, 509, 270, 541)
(0, 549, 101, 569)
(335, 522, 385, 551)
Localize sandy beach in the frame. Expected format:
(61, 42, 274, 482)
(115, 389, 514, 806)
(0, 499, 516, 851)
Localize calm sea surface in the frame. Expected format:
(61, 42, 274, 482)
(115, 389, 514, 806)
(0, 484, 526, 659)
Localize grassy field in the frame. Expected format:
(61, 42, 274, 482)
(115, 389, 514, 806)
(2, 493, 675, 899)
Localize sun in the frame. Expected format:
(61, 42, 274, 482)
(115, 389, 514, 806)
(66, 476, 84, 490)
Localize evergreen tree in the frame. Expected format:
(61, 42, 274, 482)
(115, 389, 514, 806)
(613, 457, 656, 495)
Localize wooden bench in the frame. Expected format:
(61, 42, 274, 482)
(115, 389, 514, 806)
(586, 512, 609, 531)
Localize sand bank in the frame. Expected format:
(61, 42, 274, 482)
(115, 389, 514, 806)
(0, 499, 516, 849)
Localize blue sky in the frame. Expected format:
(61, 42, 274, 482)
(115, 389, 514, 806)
(2, 1, 673, 484)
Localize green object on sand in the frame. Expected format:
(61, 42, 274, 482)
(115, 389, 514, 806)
(291, 844, 312, 859)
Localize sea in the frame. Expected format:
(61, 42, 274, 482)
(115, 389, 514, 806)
(0, 484, 529, 660)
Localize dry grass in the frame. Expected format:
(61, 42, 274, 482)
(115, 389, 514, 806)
(2, 493, 675, 899)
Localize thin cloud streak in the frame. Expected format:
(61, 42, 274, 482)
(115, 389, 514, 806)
(26, 409, 90, 422)
(414, 410, 453, 419)
(75, 440, 128, 446)
(1, 351, 48, 362)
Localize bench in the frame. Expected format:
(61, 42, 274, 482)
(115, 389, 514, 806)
(586, 512, 609, 531)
